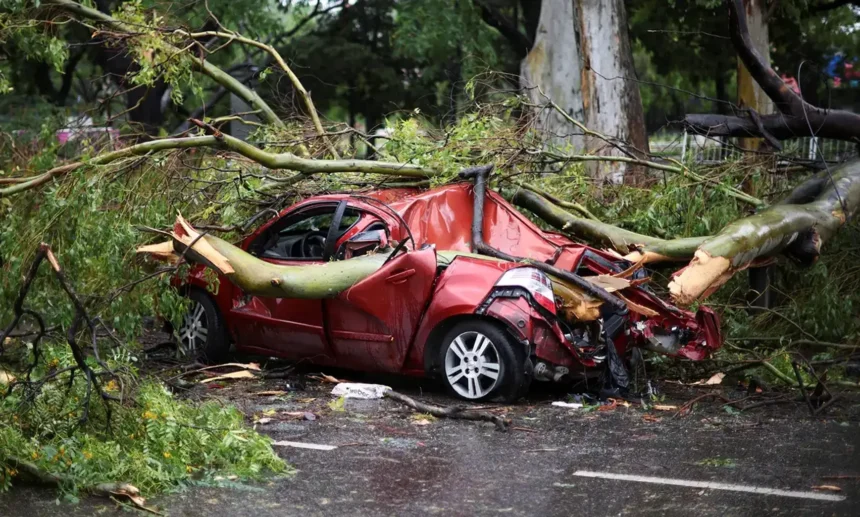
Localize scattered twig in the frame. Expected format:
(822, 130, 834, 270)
(675, 392, 731, 416)
(1, 244, 119, 430)
(383, 390, 510, 431)
(791, 361, 816, 416)
(813, 396, 840, 416)
(739, 396, 793, 412)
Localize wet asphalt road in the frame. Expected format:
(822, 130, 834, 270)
(1, 377, 858, 516)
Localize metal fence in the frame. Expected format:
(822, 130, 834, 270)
(650, 132, 858, 165)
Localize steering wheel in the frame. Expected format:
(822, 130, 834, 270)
(299, 230, 327, 258)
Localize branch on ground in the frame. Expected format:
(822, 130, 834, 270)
(383, 390, 510, 431)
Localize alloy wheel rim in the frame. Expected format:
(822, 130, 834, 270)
(444, 331, 501, 399)
(178, 301, 208, 355)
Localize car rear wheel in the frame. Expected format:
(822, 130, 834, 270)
(439, 320, 529, 402)
(178, 289, 229, 364)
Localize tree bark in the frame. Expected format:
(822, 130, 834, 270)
(577, 0, 649, 184)
(520, 0, 649, 184)
(736, 0, 773, 117)
(520, 0, 586, 151)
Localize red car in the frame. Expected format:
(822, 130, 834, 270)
(175, 183, 721, 401)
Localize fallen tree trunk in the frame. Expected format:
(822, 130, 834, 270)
(138, 216, 391, 298)
(511, 188, 708, 263)
(512, 161, 860, 307)
(669, 159, 860, 305)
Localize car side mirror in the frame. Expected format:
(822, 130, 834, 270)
(338, 229, 389, 260)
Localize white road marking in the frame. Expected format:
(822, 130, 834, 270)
(572, 470, 846, 502)
(273, 441, 337, 451)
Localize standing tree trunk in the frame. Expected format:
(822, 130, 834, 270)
(520, 0, 649, 184)
(520, 0, 586, 152)
(735, 0, 775, 311)
(736, 0, 773, 135)
(577, 0, 649, 184)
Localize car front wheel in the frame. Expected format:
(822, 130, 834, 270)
(439, 320, 529, 402)
(178, 289, 229, 363)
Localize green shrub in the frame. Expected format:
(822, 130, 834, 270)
(0, 343, 287, 496)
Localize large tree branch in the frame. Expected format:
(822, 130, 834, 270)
(683, 112, 860, 142)
(669, 159, 860, 305)
(45, 0, 285, 129)
(512, 160, 860, 307)
(0, 131, 433, 198)
(177, 28, 338, 157)
(139, 215, 392, 298)
(511, 188, 708, 263)
(685, 0, 860, 143)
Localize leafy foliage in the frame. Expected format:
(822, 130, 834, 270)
(393, 0, 507, 80)
(0, 344, 287, 496)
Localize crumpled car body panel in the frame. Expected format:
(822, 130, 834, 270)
(176, 182, 721, 378)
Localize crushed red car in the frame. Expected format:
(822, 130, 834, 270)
(174, 181, 721, 401)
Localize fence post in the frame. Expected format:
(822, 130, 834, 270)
(808, 136, 819, 161)
(680, 131, 688, 162)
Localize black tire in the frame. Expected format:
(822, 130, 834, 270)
(437, 320, 531, 402)
(179, 289, 230, 364)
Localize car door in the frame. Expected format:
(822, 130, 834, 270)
(324, 246, 437, 372)
(229, 202, 362, 360)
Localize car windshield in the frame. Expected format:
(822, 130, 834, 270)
(281, 210, 359, 234)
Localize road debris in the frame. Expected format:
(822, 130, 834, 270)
(11, 455, 158, 512)
(331, 382, 391, 399)
(652, 404, 679, 411)
(283, 411, 317, 421)
(184, 362, 261, 376)
(551, 401, 584, 409)
(692, 372, 726, 385)
(308, 373, 349, 383)
(598, 399, 618, 411)
(251, 390, 289, 397)
(200, 370, 256, 383)
(811, 485, 842, 492)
